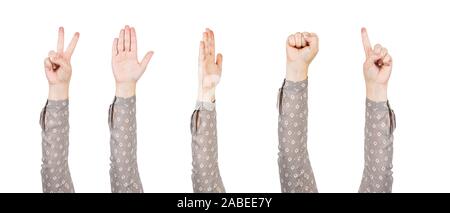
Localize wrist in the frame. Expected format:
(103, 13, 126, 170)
(48, 83, 69, 100)
(286, 63, 308, 82)
(197, 87, 216, 103)
(115, 82, 136, 98)
(366, 83, 388, 102)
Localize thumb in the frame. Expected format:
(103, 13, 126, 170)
(216, 53, 223, 69)
(140, 51, 154, 70)
(49, 55, 66, 70)
(44, 58, 53, 72)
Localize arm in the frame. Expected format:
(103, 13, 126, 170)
(278, 32, 319, 193)
(190, 28, 225, 193)
(40, 27, 79, 193)
(358, 28, 396, 193)
(109, 26, 153, 193)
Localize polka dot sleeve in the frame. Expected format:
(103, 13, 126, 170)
(108, 96, 143, 193)
(277, 79, 318, 193)
(190, 101, 225, 193)
(359, 99, 396, 193)
(39, 99, 75, 193)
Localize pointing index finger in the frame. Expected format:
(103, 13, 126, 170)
(57, 27, 65, 53)
(361, 27, 372, 58)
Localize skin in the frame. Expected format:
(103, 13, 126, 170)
(112, 25, 154, 98)
(285, 32, 319, 82)
(361, 27, 393, 102)
(44, 27, 79, 100)
(197, 28, 223, 103)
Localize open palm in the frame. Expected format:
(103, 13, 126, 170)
(198, 28, 223, 91)
(112, 26, 153, 84)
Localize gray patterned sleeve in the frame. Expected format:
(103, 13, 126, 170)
(359, 99, 396, 193)
(40, 99, 74, 193)
(277, 79, 317, 193)
(190, 101, 225, 193)
(108, 96, 143, 193)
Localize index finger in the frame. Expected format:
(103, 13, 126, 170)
(130, 27, 137, 53)
(361, 27, 372, 58)
(57, 27, 65, 53)
(65, 32, 80, 58)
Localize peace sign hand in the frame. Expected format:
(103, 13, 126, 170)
(44, 27, 79, 86)
(44, 27, 79, 100)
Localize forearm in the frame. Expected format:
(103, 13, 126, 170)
(366, 83, 388, 102)
(190, 101, 225, 193)
(48, 84, 69, 100)
(277, 79, 317, 193)
(108, 96, 143, 193)
(40, 99, 74, 193)
(359, 98, 396, 193)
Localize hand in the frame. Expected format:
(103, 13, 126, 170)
(44, 27, 79, 100)
(361, 27, 393, 102)
(286, 32, 319, 82)
(112, 25, 154, 98)
(198, 28, 223, 102)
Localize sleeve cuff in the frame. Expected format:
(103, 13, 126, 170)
(113, 96, 136, 105)
(45, 99, 69, 110)
(366, 98, 389, 112)
(195, 101, 215, 111)
(283, 78, 308, 93)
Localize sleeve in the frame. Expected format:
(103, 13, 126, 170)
(108, 96, 143, 193)
(359, 99, 396, 193)
(40, 99, 75, 193)
(190, 101, 225, 193)
(277, 79, 318, 193)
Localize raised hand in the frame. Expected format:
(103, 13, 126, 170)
(197, 28, 223, 102)
(361, 27, 393, 101)
(112, 25, 154, 97)
(44, 27, 79, 100)
(286, 32, 319, 82)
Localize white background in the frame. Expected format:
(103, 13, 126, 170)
(0, 0, 448, 192)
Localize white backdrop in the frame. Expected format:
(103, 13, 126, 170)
(0, 0, 448, 192)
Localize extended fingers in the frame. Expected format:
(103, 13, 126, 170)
(131, 27, 137, 53)
(112, 38, 118, 56)
(203, 31, 209, 55)
(216, 53, 223, 69)
(118, 28, 125, 52)
(199, 41, 205, 61)
(361, 27, 372, 58)
(124, 25, 131, 51)
(65, 32, 80, 58)
(57, 27, 64, 53)
(207, 28, 215, 56)
(140, 51, 154, 70)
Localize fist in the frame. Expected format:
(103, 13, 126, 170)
(286, 32, 319, 81)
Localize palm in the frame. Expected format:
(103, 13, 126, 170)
(198, 29, 223, 91)
(113, 55, 143, 83)
(364, 61, 391, 85)
(111, 26, 154, 85)
(199, 57, 221, 89)
(45, 60, 71, 84)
